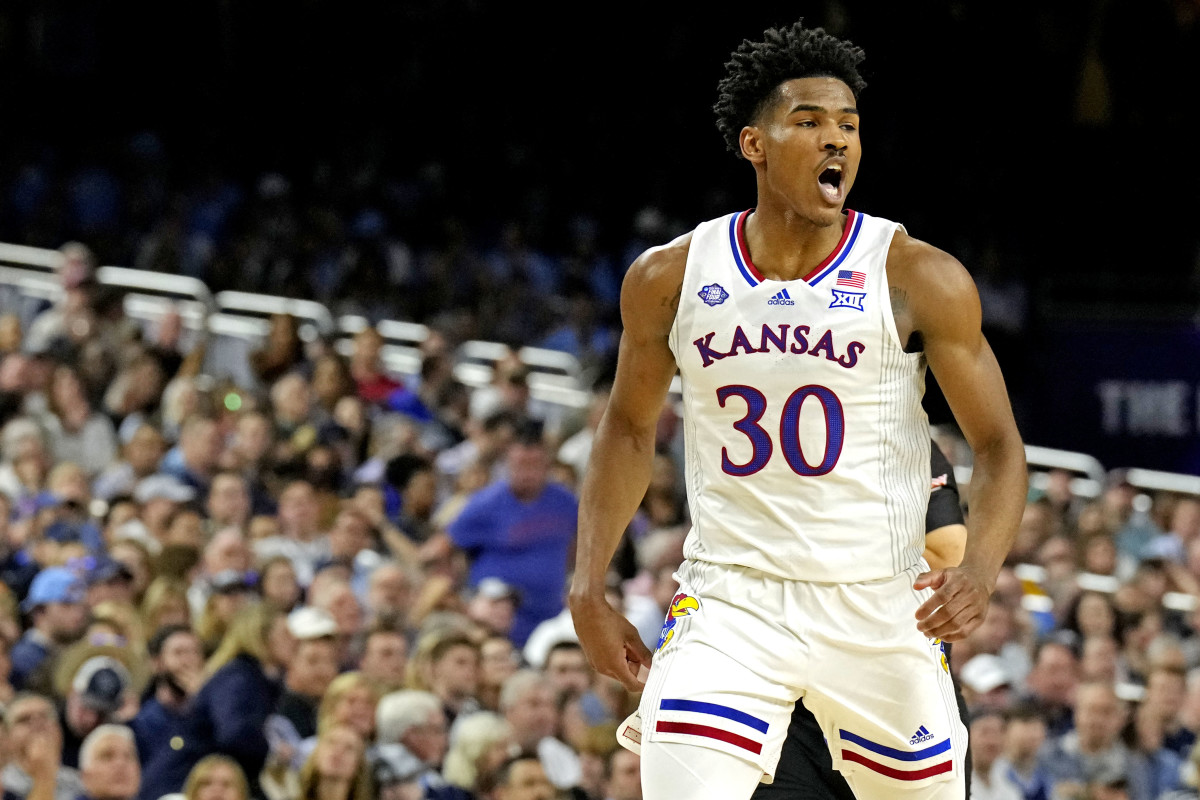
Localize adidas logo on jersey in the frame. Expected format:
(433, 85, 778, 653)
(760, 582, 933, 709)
(767, 289, 794, 306)
(910, 726, 936, 745)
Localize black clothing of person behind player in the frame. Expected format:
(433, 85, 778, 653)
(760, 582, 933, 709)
(752, 440, 972, 800)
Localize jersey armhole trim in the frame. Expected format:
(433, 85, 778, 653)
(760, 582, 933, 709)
(880, 223, 908, 351)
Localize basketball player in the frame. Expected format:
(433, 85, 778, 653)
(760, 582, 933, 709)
(568, 18, 1027, 800)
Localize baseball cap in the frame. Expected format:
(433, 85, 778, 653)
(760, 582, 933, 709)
(86, 556, 135, 586)
(475, 577, 521, 604)
(21, 566, 86, 612)
(72, 655, 131, 715)
(959, 654, 1012, 694)
(134, 474, 196, 505)
(287, 606, 338, 640)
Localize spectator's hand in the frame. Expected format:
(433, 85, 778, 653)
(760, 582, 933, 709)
(24, 723, 61, 781)
(913, 566, 991, 641)
(175, 663, 204, 696)
(569, 593, 652, 692)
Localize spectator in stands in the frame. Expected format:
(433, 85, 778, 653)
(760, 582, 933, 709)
(1040, 682, 1148, 798)
(438, 423, 577, 647)
(140, 601, 295, 800)
(601, 746, 642, 800)
(257, 554, 302, 612)
(59, 655, 135, 770)
(249, 314, 305, 388)
(93, 423, 167, 503)
(77, 724, 140, 800)
(498, 669, 580, 792)
(357, 619, 409, 694)
(1, 692, 86, 800)
(224, 410, 277, 514)
(991, 703, 1053, 800)
(420, 629, 481, 729)
(383, 452, 438, 544)
(362, 562, 416, 629)
(24, 243, 100, 361)
(465, 578, 520, 641)
(195, 569, 257, 656)
(43, 365, 118, 478)
(433, 408, 520, 494)
(295, 724, 373, 800)
(311, 353, 354, 423)
(349, 327, 404, 407)
(254, 479, 328, 588)
(274, 607, 340, 740)
(132, 473, 197, 548)
(373, 690, 450, 793)
(541, 642, 591, 703)
(1019, 637, 1081, 737)
(485, 754, 556, 800)
(969, 708, 1023, 800)
(181, 755, 250, 800)
(129, 625, 204, 767)
(477, 635, 519, 714)
(162, 414, 223, 499)
(440, 711, 516, 797)
(10, 566, 88, 690)
(205, 472, 252, 534)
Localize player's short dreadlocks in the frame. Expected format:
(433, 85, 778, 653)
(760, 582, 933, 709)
(713, 19, 867, 157)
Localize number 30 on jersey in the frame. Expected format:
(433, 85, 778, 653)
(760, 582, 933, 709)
(717, 385, 845, 477)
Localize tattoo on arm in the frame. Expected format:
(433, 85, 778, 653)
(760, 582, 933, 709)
(661, 282, 683, 312)
(890, 286, 908, 317)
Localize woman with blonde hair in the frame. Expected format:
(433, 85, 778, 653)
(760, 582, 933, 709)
(295, 724, 374, 800)
(183, 754, 250, 800)
(441, 711, 517, 795)
(286, 672, 381, 771)
(140, 601, 295, 800)
(140, 576, 193, 633)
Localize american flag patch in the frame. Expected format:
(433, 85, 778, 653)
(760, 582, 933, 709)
(836, 270, 866, 289)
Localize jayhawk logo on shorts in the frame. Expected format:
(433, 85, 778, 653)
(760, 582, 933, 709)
(656, 593, 700, 652)
(931, 638, 949, 673)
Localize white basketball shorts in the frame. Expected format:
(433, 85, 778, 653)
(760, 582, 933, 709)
(638, 557, 967, 793)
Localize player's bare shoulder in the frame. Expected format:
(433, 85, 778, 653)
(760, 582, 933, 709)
(885, 228, 981, 346)
(621, 230, 693, 341)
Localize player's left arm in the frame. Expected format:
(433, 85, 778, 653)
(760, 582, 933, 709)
(891, 238, 1028, 641)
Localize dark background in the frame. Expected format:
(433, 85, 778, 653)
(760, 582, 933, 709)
(0, 0, 1198, 468)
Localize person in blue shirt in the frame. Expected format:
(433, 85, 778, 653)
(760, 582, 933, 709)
(437, 420, 579, 648)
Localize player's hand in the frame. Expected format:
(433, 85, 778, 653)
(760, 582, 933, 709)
(913, 566, 991, 641)
(568, 593, 653, 692)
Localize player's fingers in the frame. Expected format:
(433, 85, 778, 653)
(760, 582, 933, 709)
(628, 637, 654, 667)
(930, 610, 985, 642)
(912, 570, 945, 591)
(914, 578, 963, 620)
(916, 588, 973, 634)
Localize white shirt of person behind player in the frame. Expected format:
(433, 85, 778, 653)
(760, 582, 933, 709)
(569, 18, 1027, 800)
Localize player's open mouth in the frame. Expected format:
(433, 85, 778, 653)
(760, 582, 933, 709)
(818, 164, 845, 203)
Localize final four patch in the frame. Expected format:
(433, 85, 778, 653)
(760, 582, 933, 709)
(698, 283, 729, 306)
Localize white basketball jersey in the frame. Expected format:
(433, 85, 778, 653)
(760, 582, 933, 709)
(667, 209, 931, 583)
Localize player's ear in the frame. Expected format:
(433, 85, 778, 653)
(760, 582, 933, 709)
(740, 126, 766, 164)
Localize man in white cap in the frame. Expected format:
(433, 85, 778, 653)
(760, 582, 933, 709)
(959, 653, 1014, 712)
(133, 474, 196, 546)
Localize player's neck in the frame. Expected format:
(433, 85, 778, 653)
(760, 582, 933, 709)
(743, 203, 848, 283)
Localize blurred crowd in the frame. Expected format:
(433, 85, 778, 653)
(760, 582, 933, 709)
(1, 231, 1200, 800)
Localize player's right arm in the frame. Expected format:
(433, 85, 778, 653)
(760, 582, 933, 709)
(569, 234, 690, 691)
